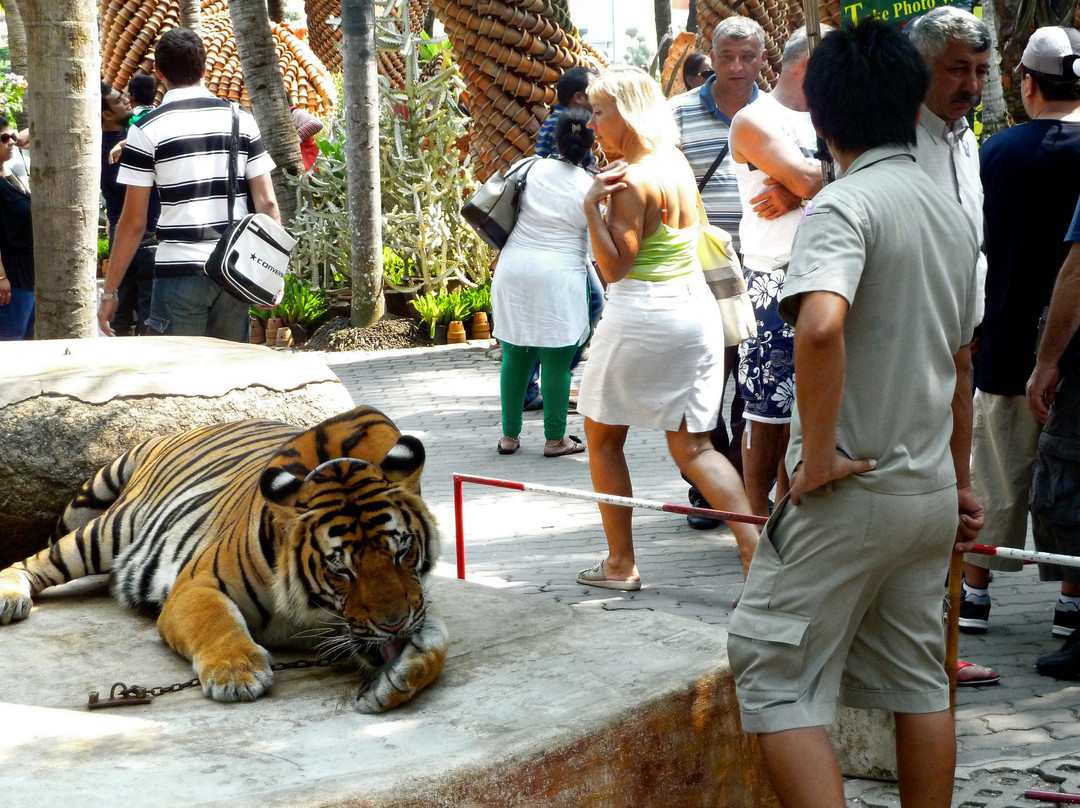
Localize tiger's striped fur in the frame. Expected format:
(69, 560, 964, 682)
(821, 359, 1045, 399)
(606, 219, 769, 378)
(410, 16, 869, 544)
(0, 405, 447, 713)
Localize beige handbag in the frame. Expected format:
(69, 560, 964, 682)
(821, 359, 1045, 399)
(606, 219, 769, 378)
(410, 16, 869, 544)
(696, 194, 754, 347)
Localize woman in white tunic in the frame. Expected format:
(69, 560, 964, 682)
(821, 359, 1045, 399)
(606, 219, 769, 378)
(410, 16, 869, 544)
(576, 66, 759, 590)
(493, 109, 595, 458)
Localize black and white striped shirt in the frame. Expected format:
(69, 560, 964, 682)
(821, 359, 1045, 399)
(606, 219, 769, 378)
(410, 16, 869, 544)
(117, 85, 276, 277)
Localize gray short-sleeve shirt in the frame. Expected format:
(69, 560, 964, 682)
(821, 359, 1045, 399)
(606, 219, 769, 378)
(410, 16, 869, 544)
(779, 146, 979, 495)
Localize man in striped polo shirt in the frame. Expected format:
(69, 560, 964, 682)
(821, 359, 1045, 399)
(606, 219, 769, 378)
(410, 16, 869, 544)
(98, 27, 280, 342)
(670, 16, 776, 528)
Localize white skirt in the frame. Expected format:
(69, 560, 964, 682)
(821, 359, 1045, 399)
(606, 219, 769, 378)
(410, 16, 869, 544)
(577, 273, 725, 433)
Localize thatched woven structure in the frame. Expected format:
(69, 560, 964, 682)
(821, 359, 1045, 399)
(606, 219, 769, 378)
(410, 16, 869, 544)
(99, 0, 336, 117)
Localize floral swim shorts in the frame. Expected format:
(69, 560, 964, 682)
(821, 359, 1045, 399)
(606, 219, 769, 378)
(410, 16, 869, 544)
(737, 266, 794, 424)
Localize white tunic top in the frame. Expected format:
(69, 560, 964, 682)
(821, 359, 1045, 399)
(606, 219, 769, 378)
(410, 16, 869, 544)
(492, 157, 594, 348)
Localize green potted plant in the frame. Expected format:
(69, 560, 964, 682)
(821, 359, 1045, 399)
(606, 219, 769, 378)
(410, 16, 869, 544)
(267, 276, 329, 346)
(248, 304, 272, 345)
(445, 289, 472, 344)
(410, 292, 443, 341)
(467, 281, 493, 339)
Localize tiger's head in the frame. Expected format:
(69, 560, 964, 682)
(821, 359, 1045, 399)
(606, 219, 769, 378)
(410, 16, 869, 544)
(258, 434, 439, 667)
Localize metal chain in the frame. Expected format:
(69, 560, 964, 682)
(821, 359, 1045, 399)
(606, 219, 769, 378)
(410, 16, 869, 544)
(87, 657, 333, 709)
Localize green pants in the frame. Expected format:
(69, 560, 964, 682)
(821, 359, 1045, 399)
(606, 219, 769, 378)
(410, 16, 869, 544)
(500, 341, 577, 440)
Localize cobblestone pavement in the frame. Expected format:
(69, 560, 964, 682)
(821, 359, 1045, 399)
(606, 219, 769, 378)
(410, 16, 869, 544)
(323, 341, 1080, 807)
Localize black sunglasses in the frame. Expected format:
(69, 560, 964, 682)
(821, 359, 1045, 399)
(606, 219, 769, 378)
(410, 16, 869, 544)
(696, 69, 715, 79)
(0, 133, 15, 145)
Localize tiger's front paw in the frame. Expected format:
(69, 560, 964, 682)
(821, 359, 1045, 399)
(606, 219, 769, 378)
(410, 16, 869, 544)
(355, 615, 448, 713)
(0, 569, 33, 626)
(195, 646, 274, 703)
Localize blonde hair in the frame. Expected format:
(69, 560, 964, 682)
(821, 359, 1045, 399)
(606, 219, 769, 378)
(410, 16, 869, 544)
(587, 64, 680, 151)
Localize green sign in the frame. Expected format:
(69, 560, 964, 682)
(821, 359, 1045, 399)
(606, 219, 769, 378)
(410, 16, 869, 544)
(842, 0, 974, 25)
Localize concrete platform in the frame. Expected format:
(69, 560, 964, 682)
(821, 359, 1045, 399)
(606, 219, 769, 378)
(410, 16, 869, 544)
(0, 575, 779, 808)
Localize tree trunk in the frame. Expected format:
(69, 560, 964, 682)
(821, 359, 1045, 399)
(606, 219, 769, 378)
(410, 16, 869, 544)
(229, 0, 304, 224)
(178, 0, 202, 36)
(341, 0, 384, 328)
(655, 0, 672, 50)
(5, 1, 29, 129)
(688, 0, 698, 33)
(22, 0, 99, 338)
(992, 0, 1035, 125)
(267, 0, 286, 23)
(981, 0, 1008, 137)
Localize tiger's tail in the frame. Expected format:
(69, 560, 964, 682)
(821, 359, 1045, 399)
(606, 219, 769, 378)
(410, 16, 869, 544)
(0, 437, 164, 624)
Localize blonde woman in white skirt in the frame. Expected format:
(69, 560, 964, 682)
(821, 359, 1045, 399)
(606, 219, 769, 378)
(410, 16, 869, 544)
(576, 65, 759, 590)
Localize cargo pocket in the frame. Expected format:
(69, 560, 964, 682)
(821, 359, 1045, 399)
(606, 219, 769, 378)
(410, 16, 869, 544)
(728, 604, 811, 703)
(1030, 449, 1080, 526)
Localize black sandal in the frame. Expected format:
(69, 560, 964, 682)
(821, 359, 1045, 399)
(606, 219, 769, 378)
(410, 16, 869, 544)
(544, 435, 586, 457)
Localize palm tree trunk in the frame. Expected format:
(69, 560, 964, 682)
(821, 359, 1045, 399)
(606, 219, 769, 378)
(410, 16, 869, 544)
(655, 0, 672, 50)
(687, 0, 698, 33)
(21, 0, 99, 338)
(229, 1, 304, 224)
(4, 0, 29, 129)
(267, 0, 286, 23)
(341, 0, 384, 327)
(178, 0, 202, 36)
(980, 0, 1007, 137)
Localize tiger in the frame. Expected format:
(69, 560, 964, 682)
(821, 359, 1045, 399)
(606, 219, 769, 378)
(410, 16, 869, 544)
(0, 405, 447, 713)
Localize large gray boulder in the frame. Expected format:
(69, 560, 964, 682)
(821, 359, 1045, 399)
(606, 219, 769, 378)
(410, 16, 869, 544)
(1, 337, 354, 568)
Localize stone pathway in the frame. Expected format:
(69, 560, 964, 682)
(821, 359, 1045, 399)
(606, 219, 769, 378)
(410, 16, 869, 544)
(323, 341, 1080, 807)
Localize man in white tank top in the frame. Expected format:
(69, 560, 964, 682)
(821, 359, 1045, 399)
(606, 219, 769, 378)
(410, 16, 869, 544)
(728, 28, 826, 517)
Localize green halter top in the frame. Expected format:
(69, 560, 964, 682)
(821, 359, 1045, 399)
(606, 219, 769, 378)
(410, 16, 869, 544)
(625, 185, 699, 282)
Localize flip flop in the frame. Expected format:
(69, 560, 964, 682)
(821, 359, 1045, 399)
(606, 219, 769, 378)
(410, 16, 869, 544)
(956, 659, 1000, 687)
(544, 435, 586, 457)
(576, 560, 641, 591)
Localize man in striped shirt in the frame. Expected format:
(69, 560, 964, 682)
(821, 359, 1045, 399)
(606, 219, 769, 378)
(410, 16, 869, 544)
(98, 27, 281, 342)
(671, 17, 768, 249)
(670, 16, 772, 527)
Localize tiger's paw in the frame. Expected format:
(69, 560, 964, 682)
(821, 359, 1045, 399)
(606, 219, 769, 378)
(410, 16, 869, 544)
(355, 615, 449, 713)
(195, 647, 275, 703)
(0, 570, 33, 626)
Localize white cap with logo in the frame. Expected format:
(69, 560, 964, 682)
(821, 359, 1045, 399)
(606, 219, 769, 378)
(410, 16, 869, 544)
(1021, 26, 1080, 78)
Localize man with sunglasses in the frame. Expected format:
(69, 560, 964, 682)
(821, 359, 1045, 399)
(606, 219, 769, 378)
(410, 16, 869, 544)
(100, 82, 157, 336)
(681, 52, 713, 91)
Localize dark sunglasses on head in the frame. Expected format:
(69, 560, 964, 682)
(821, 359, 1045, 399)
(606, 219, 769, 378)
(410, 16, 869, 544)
(0, 133, 15, 145)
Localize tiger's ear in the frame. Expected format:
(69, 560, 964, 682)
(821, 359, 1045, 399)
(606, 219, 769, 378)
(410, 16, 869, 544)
(381, 434, 425, 492)
(260, 467, 304, 506)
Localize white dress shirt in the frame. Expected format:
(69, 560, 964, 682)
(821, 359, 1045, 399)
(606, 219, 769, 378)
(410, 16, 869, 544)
(914, 103, 987, 325)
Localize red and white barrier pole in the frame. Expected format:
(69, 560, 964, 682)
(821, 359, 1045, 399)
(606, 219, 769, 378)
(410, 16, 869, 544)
(966, 544, 1080, 569)
(452, 473, 766, 580)
(1025, 791, 1080, 805)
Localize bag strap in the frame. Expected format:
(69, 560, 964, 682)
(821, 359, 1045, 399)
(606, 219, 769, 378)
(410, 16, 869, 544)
(509, 155, 540, 185)
(697, 143, 729, 193)
(226, 103, 240, 229)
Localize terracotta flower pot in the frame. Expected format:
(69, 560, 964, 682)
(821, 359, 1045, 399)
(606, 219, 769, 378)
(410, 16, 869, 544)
(249, 318, 265, 345)
(470, 312, 491, 340)
(266, 317, 284, 345)
(447, 320, 467, 344)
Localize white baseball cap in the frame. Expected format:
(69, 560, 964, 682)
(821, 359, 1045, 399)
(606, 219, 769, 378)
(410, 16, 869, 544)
(1021, 26, 1080, 78)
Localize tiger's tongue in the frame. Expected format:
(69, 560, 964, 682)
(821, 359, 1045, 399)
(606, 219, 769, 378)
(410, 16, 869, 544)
(380, 638, 408, 662)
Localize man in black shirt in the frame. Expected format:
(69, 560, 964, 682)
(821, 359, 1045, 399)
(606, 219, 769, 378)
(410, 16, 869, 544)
(962, 27, 1080, 637)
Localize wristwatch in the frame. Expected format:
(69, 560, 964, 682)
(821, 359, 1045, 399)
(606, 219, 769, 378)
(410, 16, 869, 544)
(100, 290, 119, 301)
